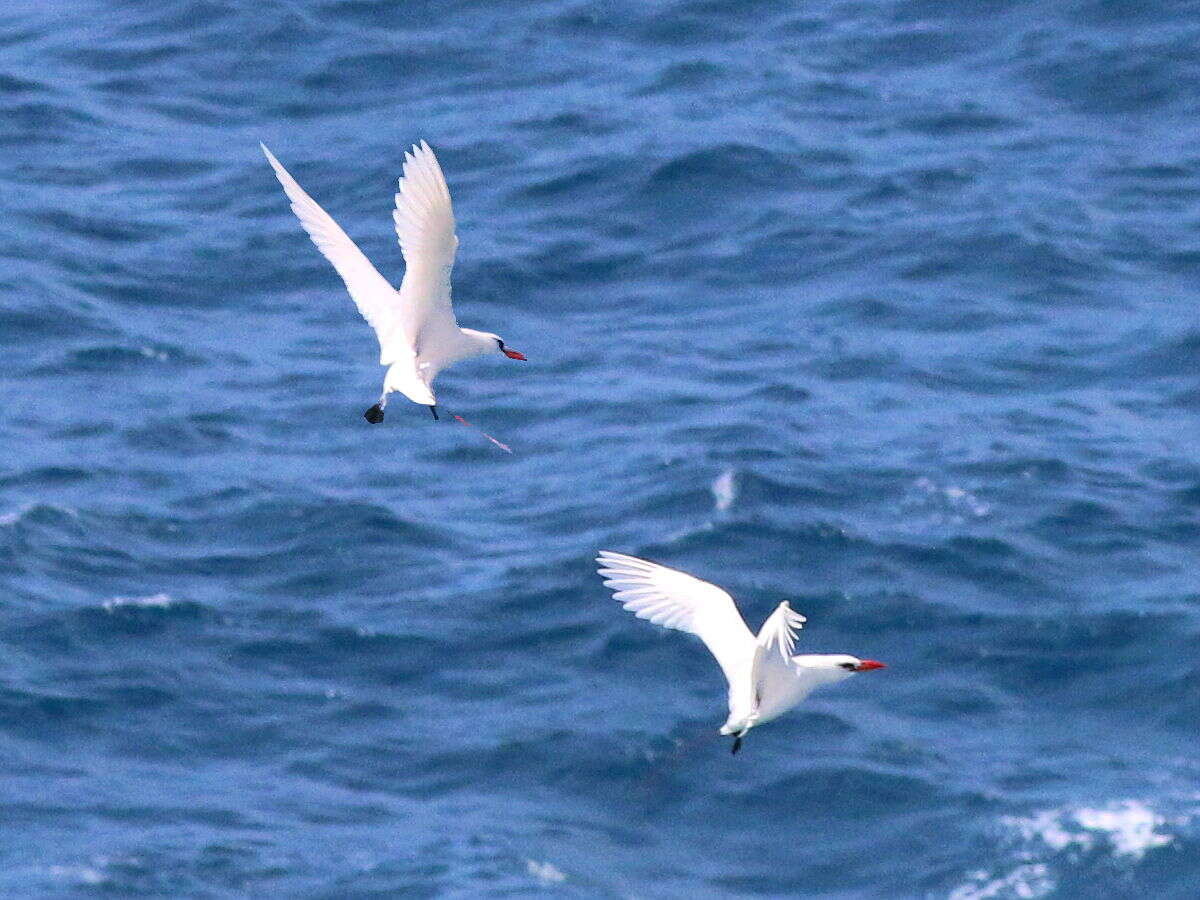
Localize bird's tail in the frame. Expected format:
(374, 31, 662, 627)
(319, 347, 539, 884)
(383, 361, 435, 406)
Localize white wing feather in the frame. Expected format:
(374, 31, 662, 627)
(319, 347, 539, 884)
(755, 602, 807, 661)
(390, 140, 461, 365)
(595, 551, 757, 694)
(749, 602, 812, 726)
(260, 143, 399, 346)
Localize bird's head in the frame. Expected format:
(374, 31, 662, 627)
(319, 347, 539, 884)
(834, 655, 887, 675)
(795, 654, 887, 683)
(459, 328, 527, 361)
(494, 336, 526, 361)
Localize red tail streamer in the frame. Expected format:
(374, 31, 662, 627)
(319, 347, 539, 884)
(449, 412, 512, 454)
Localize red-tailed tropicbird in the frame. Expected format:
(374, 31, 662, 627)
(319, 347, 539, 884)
(596, 551, 886, 754)
(261, 141, 525, 423)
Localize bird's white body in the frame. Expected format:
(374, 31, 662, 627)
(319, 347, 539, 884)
(261, 141, 522, 417)
(596, 551, 884, 747)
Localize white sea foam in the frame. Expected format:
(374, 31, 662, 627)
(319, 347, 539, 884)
(1004, 800, 1173, 860)
(952, 800, 1176, 899)
(711, 468, 736, 512)
(524, 858, 567, 885)
(910, 476, 991, 522)
(949, 863, 1054, 900)
(102, 593, 175, 613)
(1073, 802, 1174, 858)
(49, 862, 107, 886)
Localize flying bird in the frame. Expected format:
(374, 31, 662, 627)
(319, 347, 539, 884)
(261, 141, 525, 423)
(596, 551, 886, 754)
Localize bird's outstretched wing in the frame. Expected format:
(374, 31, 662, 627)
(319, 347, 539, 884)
(750, 602, 810, 725)
(596, 551, 757, 693)
(261, 143, 399, 348)
(391, 141, 461, 365)
(755, 602, 807, 661)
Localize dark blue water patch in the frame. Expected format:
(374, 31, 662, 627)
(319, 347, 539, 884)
(74, 596, 215, 638)
(522, 241, 644, 287)
(39, 342, 199, 374)
(301, 47, 489, 100)
(93, 74, 156, 99)
(514, 157, 628, 204)
(646, 143, 801, 201)
(898, 107, 1021, 136)
(1, 602, 220, 679)
(1125, 329, 1200, 378)
(512, 108, 628, 138)
(1030, 498, 1137, 553)
(1175, 482, 1200, 507)
(1054, 840, 1200, 900)
(0, 501, 93, 552)
(0, 467, 91, 489)
(109, 156, 218, 181)
(952, 454, 1075, 483)
(1022, 35, 1200, 116)
(0, 686, 109, 739)
(899, 224, 1109, 286)
(0, 101, 106, 145)
(235, 619, 441, 672)
(634, 59, 728, 96)
(0, 299, 104, 342)
(828, 24, 977, 72)
(120, 418, 239, 455)
(815, 290, 1029, 333)
(67, 43, 191, 78)
(0, 71, 48, 97)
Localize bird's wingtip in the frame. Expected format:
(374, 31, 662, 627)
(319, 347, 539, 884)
(596, 550, 634, 573)
(778, 600, 807, 623)
(596, 549, 629, 565)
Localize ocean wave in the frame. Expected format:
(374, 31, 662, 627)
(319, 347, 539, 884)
(0, 499, 82, 525)
(524, 857, 568, 885)
(953, 800, 1182, 899)
(1005, 801, 1175, 860)
(21, 343, 197, 380)
(100, 592, 176, 613)
(710, 467, 736, 512)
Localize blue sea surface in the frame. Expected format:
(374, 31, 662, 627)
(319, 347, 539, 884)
(2, 0, 1199, 896)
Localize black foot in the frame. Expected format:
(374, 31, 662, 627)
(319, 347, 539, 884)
(731, 736, 743, 755)
(364, 403, 385, 424)
(428, 405, 439, 421)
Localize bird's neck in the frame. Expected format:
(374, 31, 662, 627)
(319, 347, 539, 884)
(792, 656, 855, 686)
(455, 327, 495, 360)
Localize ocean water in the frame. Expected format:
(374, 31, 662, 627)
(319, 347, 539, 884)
(1, 0, 1198, 896)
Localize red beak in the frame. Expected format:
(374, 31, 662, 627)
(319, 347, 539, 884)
(855, 660, 886, 671)
(503, 348, 526, 360)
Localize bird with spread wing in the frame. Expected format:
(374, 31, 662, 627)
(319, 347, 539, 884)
(596, 551, 886, 754)
(261, 141, 525, 423)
